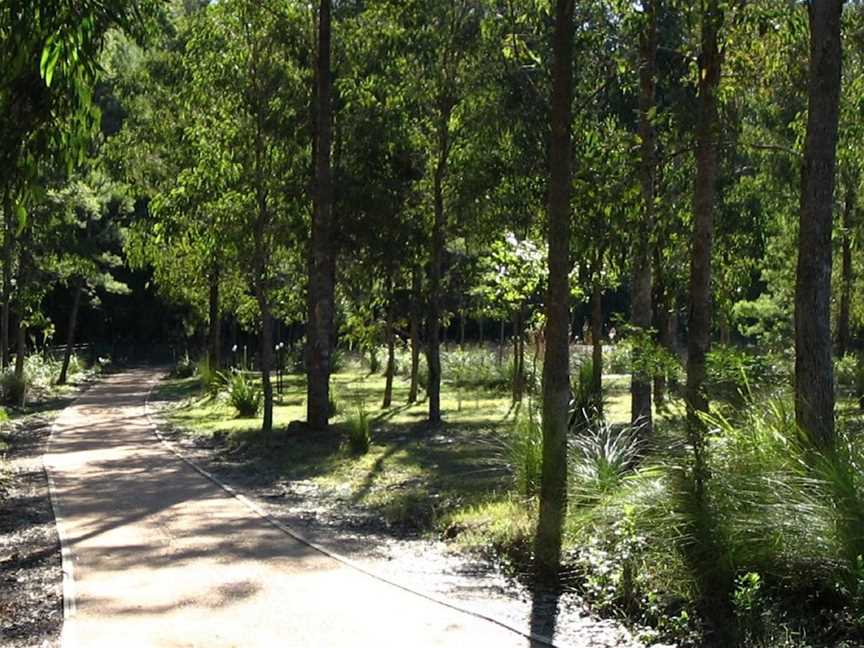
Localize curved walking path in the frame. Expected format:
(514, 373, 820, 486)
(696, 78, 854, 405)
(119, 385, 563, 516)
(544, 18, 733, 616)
(46, 369, 537, 648)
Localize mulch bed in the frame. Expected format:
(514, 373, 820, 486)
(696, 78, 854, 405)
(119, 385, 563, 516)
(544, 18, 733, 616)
(0, 414, 63, 648)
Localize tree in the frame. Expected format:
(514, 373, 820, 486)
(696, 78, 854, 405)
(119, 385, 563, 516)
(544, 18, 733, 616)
(535, 0, 574, 582)
(630, 0, 658, 436)
(795, 0, 845, 450)
(307, 0, 335, 431)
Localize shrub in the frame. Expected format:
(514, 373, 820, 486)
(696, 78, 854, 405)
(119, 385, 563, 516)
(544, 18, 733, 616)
(346, 401, 371, 454)
(510, 401, 543, 497)
(569, 359, 604, 430)
(835, 353, 857, 390)
(705, 345, 788, 404)
(223, 370, 262, 417)
(569, 420, 641, 502)
(0, 370, 27, 406)
(170, 353, 197, 379)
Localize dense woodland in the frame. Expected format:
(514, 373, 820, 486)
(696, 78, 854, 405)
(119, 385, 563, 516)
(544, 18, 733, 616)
(4, 0, 864, 645)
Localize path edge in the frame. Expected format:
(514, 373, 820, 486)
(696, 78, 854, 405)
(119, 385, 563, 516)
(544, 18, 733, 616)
(144, 374, 562, 648)
(45, 381, 97, 648)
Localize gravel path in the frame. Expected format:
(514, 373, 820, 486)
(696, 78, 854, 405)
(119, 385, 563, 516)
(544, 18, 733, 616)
(150, 379, 652, 648)
(46, 369, 559, 647)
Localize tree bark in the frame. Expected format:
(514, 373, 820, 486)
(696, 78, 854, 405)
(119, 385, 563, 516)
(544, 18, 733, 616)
(258, 301, 274, 435)
(836, 183, 854, 358)
(591, 274, 603, 399)
(686, 0, 722, 457)
(307, 0, 335, 431)
(2, 188, 12, 369)
(208, 262, 221, 372)
(57, 283, 83, 386)
(534, 0, 574, 583)
(427, 100, 452, 425)
(630, 0, 657, 435)
(408, 267, 421, 403)
(383, 274, 395, 409)
(796, 0, 844, 450)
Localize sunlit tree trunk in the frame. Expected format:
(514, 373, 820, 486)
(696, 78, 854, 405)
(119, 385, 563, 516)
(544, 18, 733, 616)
(686, 0, 722, 471)
(57, 283, 83, 386)
(427, 99, 453, 425)
(795, 0, 844, 450)
(208, 262, 221, 372)
(307, 0, 335, 431)
(630, 0, 656, 436)
(534, 0, 574, 583)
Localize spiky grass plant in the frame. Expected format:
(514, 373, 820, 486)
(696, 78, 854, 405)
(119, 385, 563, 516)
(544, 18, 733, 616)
(346, 400, 371, 455)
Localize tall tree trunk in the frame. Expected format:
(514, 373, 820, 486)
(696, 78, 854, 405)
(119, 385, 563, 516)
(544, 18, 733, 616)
(498, 319, 505, 365)
(591, 274, 603, 399)
(257, 299, 274, 436)
(686, 0, 722, 460)
(837, 184, 854, 357)
(512, 310, 525, 402)
(408, 267, 421, 404)
(796, 0, 844, 450)
(653, 269, 671, 406)
(208, 263, 221, 372)
(13, 245, 26, 387)
(630, 0, 657, 435)
(57, 283, 83, 386)
(383, 274, 395, 409)
(427, 101, 452, 425)
(535, 0, 574, 583)
(684, 4, 737, 644)
(2, 189, 12, 369)
(307, 0, 335, 431)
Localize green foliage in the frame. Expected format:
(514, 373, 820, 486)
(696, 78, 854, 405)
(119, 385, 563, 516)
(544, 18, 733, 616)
(569, 359, 604, 430)
(569, 421, 641, 502)
(346, 401, 371, 455)
(0, 370, 27, 406)
(835, 354, 857, 390)
(223, 370, 262, 418)
(705, 345, 789, 404)
(509, 401, 543, 498)
(170, 353, 196, 379)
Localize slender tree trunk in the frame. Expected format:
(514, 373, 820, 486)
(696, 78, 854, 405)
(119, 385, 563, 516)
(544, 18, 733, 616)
(408, 268, 421, 403)
(837, 184, 854, 357)
(653, 274, 670, 406)
(2, 189, 12, 369)
(307, 0, 335, 431)
(498, 320, 505, 365)
(13, 245, 26, 387)
(686, 0, 722, 459)
(535, 0, 574, 583)
(427, 103, 452, 425)
(512, 310, 525, 402)
(258, 299, 274, 435)
(630, 0, 657, 436)
(591, 275, 603, 398)
(796, 0, 844, 450)
(58, 283, 83, 385)
(383, 274, 395, 409)
(208, 263, 221, 372)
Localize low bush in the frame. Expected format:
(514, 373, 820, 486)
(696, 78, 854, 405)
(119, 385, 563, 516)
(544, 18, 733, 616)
(0, 370, 27, 406)
(223, 370, 262, 417)
(346, 401, 371, 454)
(509, 401, 543, 497)
(170, 354, 197, 379)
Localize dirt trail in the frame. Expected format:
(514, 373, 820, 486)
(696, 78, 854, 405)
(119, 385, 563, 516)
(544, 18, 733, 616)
(46, 369, 538, 648)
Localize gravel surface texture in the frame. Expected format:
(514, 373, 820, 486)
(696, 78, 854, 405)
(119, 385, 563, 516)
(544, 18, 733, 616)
(151, 399, 659, 648)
